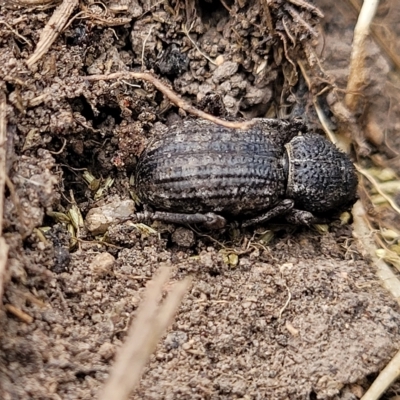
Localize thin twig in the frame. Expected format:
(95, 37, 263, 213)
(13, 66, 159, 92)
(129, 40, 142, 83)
(120, 80, 141, 88)
(62, 10, 87, 31)
(141, 25, 154, 70)
(182, 22, 217, 66)
(297, 62, 352, 152)
(298, 60, 370, 155)
(286, 6, 318, 38)
(219, 0, 231, 13)
(282, 17, 296, 45)
(278, 264, 292, 320)
(77, 3, 131, 26)
(99, 267, 191, 400)
(85, 72, 256, 130)
(0, 20, 32, 47)
(48, 138, 67, 155)
(278, 281, 292, 320)
(27, 93, 50, 108)
(4, 176, 23, 236)
(276, 32, 296, 71)
(288, 0, 324, 18)
(4, 304, 33, 324)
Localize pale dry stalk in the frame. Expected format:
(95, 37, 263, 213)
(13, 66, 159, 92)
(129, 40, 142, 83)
(26, 0, 79, 67)
(99, 267, 191, 400)
(360, 347, 400, 400)
(0, 92, 10, 302)
(352, 201, 400, 303)
(347, 0, 400, 70)
(8, 0, 56, 5)
(346, 5, 400, 396)
(352, 201, 400, 395)
(345, 0, 380, 112)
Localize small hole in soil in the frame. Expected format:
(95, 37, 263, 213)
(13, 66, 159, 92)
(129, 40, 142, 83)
(196, 0, 231, 24)
(65, 24, 89, 46)
(63, 292, 78, 300)
(12, 37, 28, 54)
(208, 269, 220, 277)
(5, 82, 14, 93)
(93, 105, 123, 128)
(75, 371, 96, 381)
(68, 95, 94, 121)
(114, 331, 127, 342)
(116, 26, 133, 52)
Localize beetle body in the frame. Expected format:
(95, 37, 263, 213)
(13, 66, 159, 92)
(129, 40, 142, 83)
(135, 119, 358, 227)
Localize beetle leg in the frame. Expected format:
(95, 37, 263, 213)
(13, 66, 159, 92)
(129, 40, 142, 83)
(135, 210, 227, 229)
(285, 209, 328, 225)
(241, 199, 294, 228)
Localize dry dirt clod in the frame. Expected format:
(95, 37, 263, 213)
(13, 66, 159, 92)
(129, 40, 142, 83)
(171, 227, 196, 248)
(89, 252, 115, 277)
(85, 196, 136, 236)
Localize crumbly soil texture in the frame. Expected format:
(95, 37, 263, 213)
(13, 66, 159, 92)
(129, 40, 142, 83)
(1, 0, 400, 399)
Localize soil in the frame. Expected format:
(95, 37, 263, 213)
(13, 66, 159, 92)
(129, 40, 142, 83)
(1, 0, 400, 399)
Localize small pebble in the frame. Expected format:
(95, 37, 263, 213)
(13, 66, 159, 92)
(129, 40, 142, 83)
(90, 252, 115, 276)
(171, 227, 196, 248)
(85, 197, 135, 235)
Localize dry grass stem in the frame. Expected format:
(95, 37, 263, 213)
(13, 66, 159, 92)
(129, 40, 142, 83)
(0, 92, 9, 303)
(361, 348, 400, 400)
(313, 100, 341, 145)
(345, 0, 380, 112)
(288, 0, 324, 17)
(75, 4, 131, 27)
(316, 95, 373, 153)
(85, 72, 257, 130)
(347, 0, 400, 71)
(27, 93, 50, 108)
(4, 304, 33, 323)
(352, 201, 400, 304)
(9, 0, 57, 5)
(99, 267, 191, 400)
(286, 6, 318, 37)
(26, 0, 79, 67)
(141, 25, 154, 70)
(0, 92, 7, 237)
(298, 61, 354, 152)
(0, 20, 32, 47)
(355, 165, 400, 216)
(182, 22, 217, 66)
(278, 280, 292, 320)
(0, 237, 8, 303)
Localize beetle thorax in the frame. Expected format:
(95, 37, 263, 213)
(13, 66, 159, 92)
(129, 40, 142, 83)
(283, 134, 358, 214)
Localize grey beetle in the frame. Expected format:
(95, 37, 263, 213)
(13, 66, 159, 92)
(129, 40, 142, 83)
(134, 118, 358, 229)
